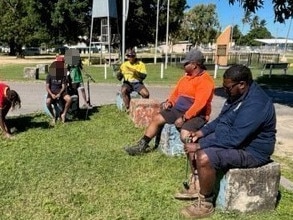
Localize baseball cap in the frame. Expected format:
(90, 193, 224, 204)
(181, 49, 206, 69)
(126, 49, 136, 57)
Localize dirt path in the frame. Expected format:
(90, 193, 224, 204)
(0, 55, 55, 65)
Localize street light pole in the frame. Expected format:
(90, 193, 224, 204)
(154, 0, 160, 64)
(284, 17, 292, 55)
(164, 0, 170, 69)
(122, 0, 129, 62)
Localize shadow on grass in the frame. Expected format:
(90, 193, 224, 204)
(75, 106, 99, 121)
(7, 113, 49, 133)
(6, 106, 100, 134)
(214, 74, 293, 107)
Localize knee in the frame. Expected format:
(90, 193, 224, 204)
(152, 113, 165, 125)
(140, 90, 149, 98)
(121, 88, 128, 96)
(180, 129, 190, 143)
(196, 150, 210, 167)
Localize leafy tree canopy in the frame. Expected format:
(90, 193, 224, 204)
(229, 0, 293, 23)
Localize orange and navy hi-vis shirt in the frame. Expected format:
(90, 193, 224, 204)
(120, 60, 147, 82)
(167, 71, 214, 121)
(0, 82, 9, 109)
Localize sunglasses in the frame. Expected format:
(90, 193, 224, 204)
(222, 82, 241, 92)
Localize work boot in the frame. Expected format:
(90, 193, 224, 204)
(124, 139, 150, 156)
(181, 193, 215, 219)
(174, 174, 200, 200)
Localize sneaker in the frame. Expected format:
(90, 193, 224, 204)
(174, 174, 200, 200)
(124, 139, 150, 156)
(181, 194, 215, 219)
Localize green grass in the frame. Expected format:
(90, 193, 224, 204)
(0, 106, 292, 219)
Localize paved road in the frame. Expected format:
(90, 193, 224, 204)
(7, 81, 226, 119)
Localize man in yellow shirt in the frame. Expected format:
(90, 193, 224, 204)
(117, 49, 149, 111)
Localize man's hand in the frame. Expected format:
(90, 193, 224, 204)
(174, 116, 184, 128)
(162, 101, 172, 110)
(184, 142, 199, 154)
(189, 130, 203, 143)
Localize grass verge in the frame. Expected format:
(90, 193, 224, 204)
(0, 105, 292, 219)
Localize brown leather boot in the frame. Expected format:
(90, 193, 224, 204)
(181, 193, 215, 218)
(174, 174, 200, 200)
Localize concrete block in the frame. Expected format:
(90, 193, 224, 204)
(216, 162, 281, 212)
(129, 98, 160, 127)
(159, 124, 184, 156)
(116, 91, 141, 111)
(23, 67, 39, 79)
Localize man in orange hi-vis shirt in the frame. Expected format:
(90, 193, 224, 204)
(124, 49, 214, 192)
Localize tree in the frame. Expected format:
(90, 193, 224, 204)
(228, 0, 293, 23)
(116, 0, 187, 50)
(232, 25, 243, 45)
(179, 4, 220, 46)
(241, 26, 272, 46)
(0, 0, 91, 55)
(0, 0, 45, 55)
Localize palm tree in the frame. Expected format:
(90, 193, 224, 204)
(241, 11, 252, 32)
(250, 15, 260, 29)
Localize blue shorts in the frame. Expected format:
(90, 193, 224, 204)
(122, 81, 146, 93)
(202, 147, 265, 171)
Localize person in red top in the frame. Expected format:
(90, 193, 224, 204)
(124, 49, 214, 157)
(0, 82, 21, 138)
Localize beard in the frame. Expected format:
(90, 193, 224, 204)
(227, 93, 242, 103)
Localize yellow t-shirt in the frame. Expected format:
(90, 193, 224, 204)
(120, 60, 147, 82)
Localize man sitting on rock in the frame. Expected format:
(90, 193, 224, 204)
(180, 64, 276, 219)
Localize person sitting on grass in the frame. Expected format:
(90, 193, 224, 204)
(179, 64, 276, 219)
(117, 49, 149, 112)
(124, 49, 214, 158)
(0, 82, 21, 139)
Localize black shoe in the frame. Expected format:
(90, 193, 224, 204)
(124, 139, 150, 156)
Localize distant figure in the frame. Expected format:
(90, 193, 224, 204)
(117, 49, 149, 111)
(0, 82, 21, 138)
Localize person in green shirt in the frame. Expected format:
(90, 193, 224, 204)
(67, 60, 91, 109)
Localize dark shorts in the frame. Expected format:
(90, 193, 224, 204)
(47, 91, 68, 101)
(122, 81, 146, 93)
(202, 147, 265, 171)
(160, 107, 206, 131)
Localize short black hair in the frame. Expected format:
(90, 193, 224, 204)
(223, 64, 253, 85)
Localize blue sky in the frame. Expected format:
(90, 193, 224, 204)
(186, 0, 293, 39)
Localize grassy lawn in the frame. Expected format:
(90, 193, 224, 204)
(0, 106, 292, 219)
(1, 61, 293, 218)
(1, 61, 293, 89)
